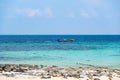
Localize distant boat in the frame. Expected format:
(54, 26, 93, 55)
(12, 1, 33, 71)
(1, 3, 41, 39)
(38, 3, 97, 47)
(57, 39, 74, 42)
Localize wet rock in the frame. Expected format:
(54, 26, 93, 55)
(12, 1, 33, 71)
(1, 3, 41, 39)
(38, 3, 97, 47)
(0, 64, 5, 71)
(18, 64, 36, 72)
(51, 65, 58, 67)
(94, 78, 100, 80)
(2, 64, 17, 72)
(0, 64, 120, 80)
(40, 65, 46, 68)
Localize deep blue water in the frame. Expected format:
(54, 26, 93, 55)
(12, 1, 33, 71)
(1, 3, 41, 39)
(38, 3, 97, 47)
(0, 35, 120, 68)
(0, 35, 120, 51)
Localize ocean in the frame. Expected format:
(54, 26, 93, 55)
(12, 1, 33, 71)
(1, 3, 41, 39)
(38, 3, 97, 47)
(0, 35, 120, 68)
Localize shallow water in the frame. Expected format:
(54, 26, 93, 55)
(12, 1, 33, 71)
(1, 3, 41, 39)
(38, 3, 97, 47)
(0, 35, 120, 68)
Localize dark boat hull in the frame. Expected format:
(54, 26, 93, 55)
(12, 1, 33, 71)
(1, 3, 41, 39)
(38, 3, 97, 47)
(57, 39, 74, 42)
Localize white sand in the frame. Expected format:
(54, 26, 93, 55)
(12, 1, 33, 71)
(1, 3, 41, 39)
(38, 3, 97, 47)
(0, 75, 120, 80)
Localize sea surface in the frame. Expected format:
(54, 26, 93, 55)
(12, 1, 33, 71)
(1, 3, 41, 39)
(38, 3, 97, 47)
(0, 35, 120, 68)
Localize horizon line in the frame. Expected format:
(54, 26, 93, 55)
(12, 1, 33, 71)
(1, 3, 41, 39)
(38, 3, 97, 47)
(0, 34, 120, 35)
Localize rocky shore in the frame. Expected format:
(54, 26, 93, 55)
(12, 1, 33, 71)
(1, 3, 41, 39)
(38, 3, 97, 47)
(0, 64, 120, 80)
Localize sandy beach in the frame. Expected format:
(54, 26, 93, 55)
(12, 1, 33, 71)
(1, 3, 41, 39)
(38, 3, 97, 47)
(0, 64, 120, 80)
(1, 75, 120, 80)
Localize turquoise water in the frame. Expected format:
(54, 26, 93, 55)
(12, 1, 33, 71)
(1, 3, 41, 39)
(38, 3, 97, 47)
(0, 35, 120, 68)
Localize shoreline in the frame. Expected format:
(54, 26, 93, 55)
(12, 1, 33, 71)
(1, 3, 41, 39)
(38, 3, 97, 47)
(0, 64, 120, 80)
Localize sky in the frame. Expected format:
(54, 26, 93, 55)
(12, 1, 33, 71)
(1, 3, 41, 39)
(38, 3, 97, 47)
(0, 0, 120, 35)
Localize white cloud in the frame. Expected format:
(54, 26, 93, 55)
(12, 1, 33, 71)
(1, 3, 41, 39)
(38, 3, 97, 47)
(16, 8, 41, 17)
(16, 7, 53, 18)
